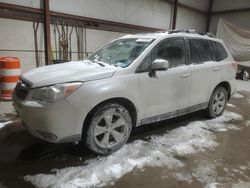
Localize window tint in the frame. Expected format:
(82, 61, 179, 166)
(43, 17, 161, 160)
(189, 39, 212, 64)
(209, 41, 228, 61)
(138, 53, 152, 72)
(153, 38, 186, 68)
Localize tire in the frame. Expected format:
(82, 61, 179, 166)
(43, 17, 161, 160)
(85, 103, 132, 155)
(205, 87, 228, 119)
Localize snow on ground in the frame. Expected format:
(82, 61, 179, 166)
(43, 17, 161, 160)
(192, 160, 218, 184)
(245, 120, 250, 127)
(206, 181, 250, 188)
(232, 182, 250, 188)
(227, 103, 236, 108)
(236, 80, 250, 92)
(0, 121, 13, 129)
(233, 92, 244, 98)
(205, 182, 220, 188)
(24, 111, 243, 188)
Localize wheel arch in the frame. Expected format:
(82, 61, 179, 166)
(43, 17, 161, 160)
(213, 81, 231, 100)
(81, 97, 137, 140)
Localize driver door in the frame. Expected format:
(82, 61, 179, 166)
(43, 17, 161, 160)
(137, 37, 191, 123)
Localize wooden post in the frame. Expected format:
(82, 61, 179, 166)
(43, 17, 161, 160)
(43, 0, 52, 65)
(172, 0, 178, 30)
(206, 0, 213, 32)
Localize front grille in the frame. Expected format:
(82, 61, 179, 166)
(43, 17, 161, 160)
(14, 80, 30, 100)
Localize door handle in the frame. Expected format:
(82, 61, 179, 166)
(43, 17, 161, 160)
(213, 67, 220, 71)
(181, 73, 191, 78)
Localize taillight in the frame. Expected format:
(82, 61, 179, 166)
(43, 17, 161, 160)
(232, 61, 238, 71)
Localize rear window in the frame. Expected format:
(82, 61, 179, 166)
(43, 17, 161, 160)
(189, 39, 213, 64)
(209, 41, 228, 61)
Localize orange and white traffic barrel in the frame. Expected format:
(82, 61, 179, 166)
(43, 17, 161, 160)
(0, 57, 21, 101)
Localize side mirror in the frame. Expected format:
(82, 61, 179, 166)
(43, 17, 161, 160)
(151, 59, 169, 71)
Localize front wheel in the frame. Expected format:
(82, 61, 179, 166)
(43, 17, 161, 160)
(205, 87, 228, 119)
(85, 103, 132, 155)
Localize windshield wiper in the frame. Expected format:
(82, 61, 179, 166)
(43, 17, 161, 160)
(92, 60, 106, 67)
(83, 59, 106, 67)
(94, 61, 105, 67)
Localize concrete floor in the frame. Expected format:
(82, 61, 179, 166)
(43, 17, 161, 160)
(0, 88, 249, 188)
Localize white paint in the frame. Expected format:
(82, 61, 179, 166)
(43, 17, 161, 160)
(0, 69, 21, 76)
(24, 111, 243, 188)
(0, 83, 17, 90)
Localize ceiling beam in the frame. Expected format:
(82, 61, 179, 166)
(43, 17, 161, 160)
(212, 7, 250, 15)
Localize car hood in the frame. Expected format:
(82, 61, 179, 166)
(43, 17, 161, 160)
(21, 61, 117, 88)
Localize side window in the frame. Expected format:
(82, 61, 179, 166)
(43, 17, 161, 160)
(137, 53, 152, 72)
(209, 41, 228, 61)
(153, 38, 186, 68)
(189, 39, 213, 64)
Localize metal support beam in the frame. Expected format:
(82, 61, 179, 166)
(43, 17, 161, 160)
(43, 0, 52, 65)
(206, 0, 213, 32)
(212, 7, 250, 15)
(172, 0, 178, 30)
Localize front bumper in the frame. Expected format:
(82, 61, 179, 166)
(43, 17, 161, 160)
(13, 93, 84, 143)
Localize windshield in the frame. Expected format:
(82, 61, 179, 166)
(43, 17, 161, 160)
(87, 38, 154, 68)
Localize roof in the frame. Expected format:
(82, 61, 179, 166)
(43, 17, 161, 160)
(122, 29, 223, 43)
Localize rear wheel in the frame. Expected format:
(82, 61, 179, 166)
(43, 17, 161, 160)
(85, 103, 132, 155)
(205, 87, 228, 118)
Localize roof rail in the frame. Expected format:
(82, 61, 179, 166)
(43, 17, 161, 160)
(168, 29, 216, 38)
(168, 29, 196, 34)
(206, 32, 215, 38)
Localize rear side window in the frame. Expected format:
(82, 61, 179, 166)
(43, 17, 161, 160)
(209, 41, 228, 61)
(189, 39, 213, 64)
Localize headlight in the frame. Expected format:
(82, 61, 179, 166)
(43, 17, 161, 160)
(32, 82, 82, 103)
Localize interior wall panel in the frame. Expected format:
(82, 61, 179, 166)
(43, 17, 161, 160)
(212, 0, 250, 11)
(50, 0, 171, 29)
(0, 0, 41, 8)
(86, 29, 126, 53)
(0, 18, 45, 73)
(178, 0, 209, 12)
(176, 7, 206, 32)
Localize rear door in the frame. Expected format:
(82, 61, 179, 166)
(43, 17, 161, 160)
(188, 38, 214, 107)
(209, 41, 230, 91)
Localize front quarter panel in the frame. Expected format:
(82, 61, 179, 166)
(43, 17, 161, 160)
(66, 73, 140, 133)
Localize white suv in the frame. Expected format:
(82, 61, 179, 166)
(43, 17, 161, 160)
(13, 30, 237, 154)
